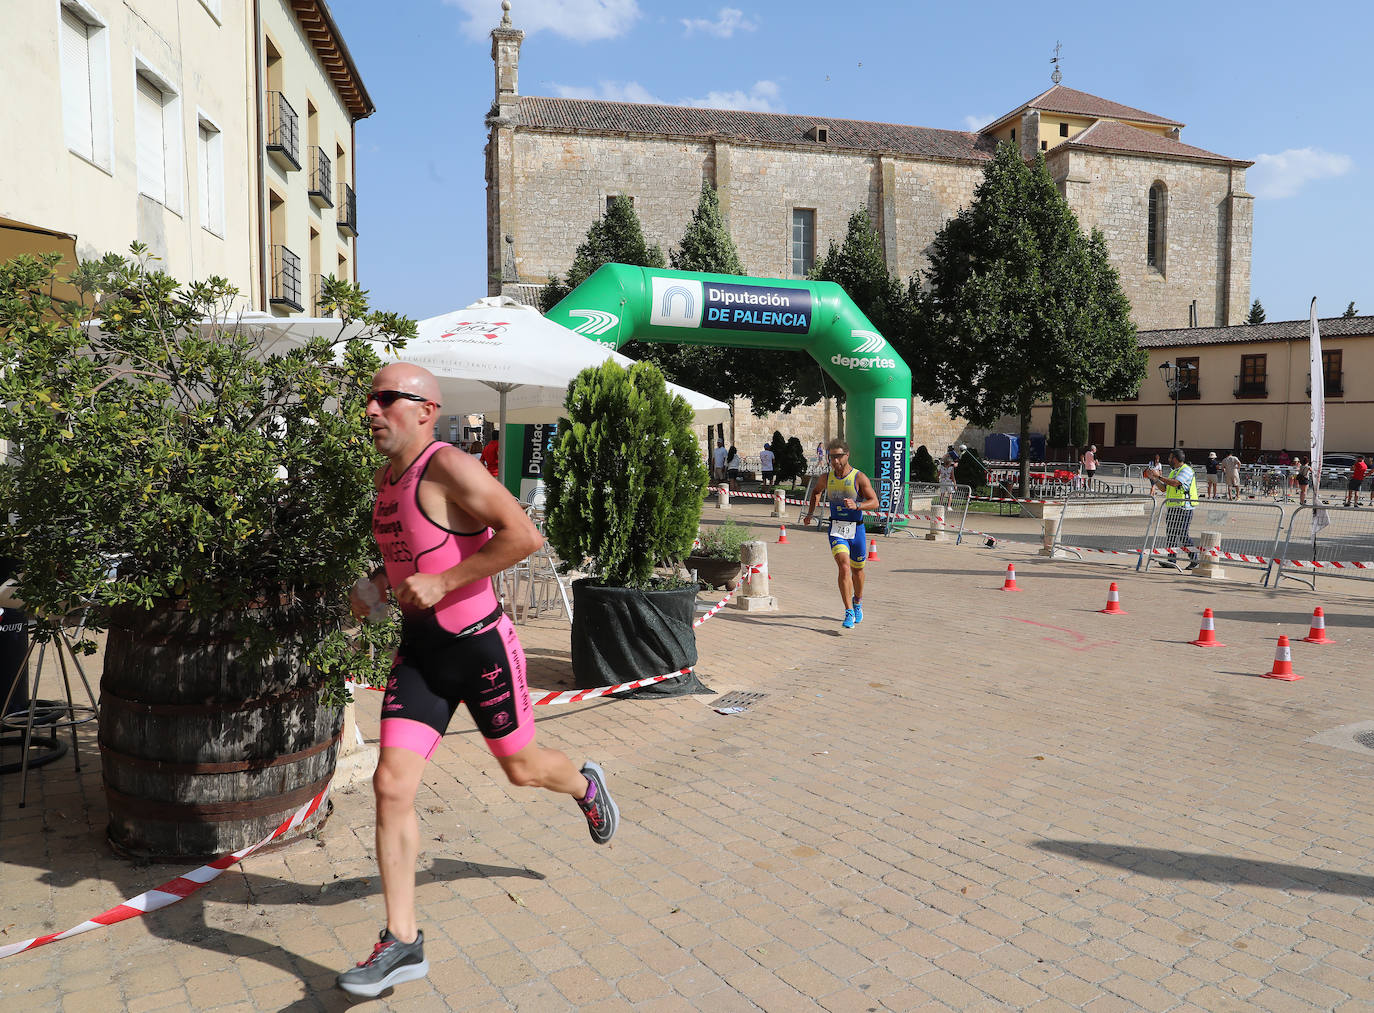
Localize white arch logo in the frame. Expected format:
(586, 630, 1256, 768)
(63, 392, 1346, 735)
(660, 285, 696, 319)
(567, 309, 619, 336)
(649, 277, 704, 329)
(852, 329, 886, 354)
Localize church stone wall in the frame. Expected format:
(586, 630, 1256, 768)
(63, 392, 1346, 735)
(718, 145, 881, 278)
(1050, 149, 1249, 330)
(509, 131, 711, 282)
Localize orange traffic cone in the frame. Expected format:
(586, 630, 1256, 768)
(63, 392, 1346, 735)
(1190, 608, 1226, 647)
(1301, 606, 1333, 644)
(1098, 582, 1126, 614)
(1000, 564, 1021, 591)
(866, 538, 880, 563)
(777, 524, 790, 544)
(1263, 635, 1302, 681)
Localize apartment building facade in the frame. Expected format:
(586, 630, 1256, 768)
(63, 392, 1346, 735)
(1028, 315, 1374, 461)
(0, 0, 371, 315)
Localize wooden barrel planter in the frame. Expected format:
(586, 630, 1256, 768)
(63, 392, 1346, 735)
(99, 601, 343, 861)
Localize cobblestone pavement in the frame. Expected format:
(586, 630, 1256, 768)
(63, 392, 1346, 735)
(6, 502, 1374, 1010)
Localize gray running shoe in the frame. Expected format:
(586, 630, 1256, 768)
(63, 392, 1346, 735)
(578, 761, 619, 845)
(337, 928, 428, 997)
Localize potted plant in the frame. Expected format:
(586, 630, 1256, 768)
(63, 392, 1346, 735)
(0, 247, 414, 859)
(543, 359, 708, 693)
(686, 518, 748, 590)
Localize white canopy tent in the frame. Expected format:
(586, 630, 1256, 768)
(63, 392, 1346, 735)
(381, 298, 729, 483)
(89, 300, 728, 485)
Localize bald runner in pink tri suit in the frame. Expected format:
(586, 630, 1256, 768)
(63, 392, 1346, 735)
(337, 363, 620, 999)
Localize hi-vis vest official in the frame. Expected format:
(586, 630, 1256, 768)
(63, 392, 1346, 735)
(1165, 464, 1198, 509)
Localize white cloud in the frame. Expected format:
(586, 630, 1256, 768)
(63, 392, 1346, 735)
(552, 80, 662, 104)
(962, 113, 993, 132)
(443, 0, 640, 42)
(683, 80, 782, 113)
(1250, 147, 1354, 199)
(681, 7, 758, 37)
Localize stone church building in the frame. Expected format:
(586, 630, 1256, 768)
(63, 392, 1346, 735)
(483, 5, 1253, 458)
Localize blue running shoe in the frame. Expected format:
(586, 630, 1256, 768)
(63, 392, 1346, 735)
(842, 608, 856, 629)
(853, 600, 863, 624)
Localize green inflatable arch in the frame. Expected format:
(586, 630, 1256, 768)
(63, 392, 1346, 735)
(544, 263, 911, 520)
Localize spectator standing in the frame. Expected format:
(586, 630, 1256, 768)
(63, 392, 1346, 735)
(759, 443, 776, 491)
(1346, 456, 1368, 507)
(1081, 445, 1098, 491)
(726, 445, 743, 492)
(479, 431, 500, 479)
(815, 443, 826, 469)
(711, 443, 728, 485)
(1295, 457, 1312, 506)
(1220, 451, 1241, 500)
(1147, 453, 1163, 496)
(936, 454, 956, 504)
(1204, 452, 1220, 499)
(1145, 449, 1199, 570)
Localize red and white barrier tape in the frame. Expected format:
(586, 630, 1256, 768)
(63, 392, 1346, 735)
(2, 559, 783, 959)
(0, 787, 329, 960)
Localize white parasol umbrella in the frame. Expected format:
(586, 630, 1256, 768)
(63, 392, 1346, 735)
(382, 297, 729, 482)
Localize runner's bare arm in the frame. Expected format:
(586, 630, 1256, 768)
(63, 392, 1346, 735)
(394, 447, 543, 610)
(350, 465, 395, 619)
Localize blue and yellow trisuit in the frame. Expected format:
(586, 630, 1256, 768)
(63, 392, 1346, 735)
(824, 467, 867, 567)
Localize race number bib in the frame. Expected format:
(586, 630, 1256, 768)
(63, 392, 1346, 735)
(830, 521, 857, 540)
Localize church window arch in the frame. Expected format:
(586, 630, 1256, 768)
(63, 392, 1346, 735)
(1147, 181, 1167, 271)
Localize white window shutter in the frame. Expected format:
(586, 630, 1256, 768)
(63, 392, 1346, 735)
(60, 7, 94, 160)
(136, 74, 165, 203)
(198, 124, 210, 227)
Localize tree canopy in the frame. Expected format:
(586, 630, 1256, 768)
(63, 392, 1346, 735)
(539, 196, 665, 312)
(1344, 301, 1358, 318)
(913, 142, 1144, 489)
(1247, 299, 1266, 324)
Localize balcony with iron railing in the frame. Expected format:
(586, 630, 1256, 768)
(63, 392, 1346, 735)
(337, 181, 357, 236)
(312, 273, 336, 316)
(308, 146, 332, 207)
(1233, 374, 1268, 398)
(266, 91, 300, 171)
(270, 245, 302, 312)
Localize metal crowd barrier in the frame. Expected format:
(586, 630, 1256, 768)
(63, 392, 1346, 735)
(1141, 499, 1284, 579)
(889, 482, 971, 541)
(1271, 505, 1374, 590)
(1051, 492, 1160, 562)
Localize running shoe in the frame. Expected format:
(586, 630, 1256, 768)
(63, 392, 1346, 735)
(842, 608, 856, 629)
(1185, 556, 1200, 570)
(337, 929, 428, 997)
(578, 761, 619, 845)
(853, 600, 864, 624)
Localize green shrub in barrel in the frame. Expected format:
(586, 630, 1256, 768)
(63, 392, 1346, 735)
(543, 359, 709, 693)
(0, 247, 414, 859)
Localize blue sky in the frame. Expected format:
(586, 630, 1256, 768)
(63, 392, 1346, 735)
(336, 0, 1371, 325)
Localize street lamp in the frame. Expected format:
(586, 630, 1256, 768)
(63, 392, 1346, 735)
(1158, 360, 1197, 449)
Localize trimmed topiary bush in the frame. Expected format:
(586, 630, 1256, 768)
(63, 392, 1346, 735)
(544, 359, 707, 587)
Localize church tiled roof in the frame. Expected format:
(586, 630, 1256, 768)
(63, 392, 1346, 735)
(516, 96, 999, 162)
(1058, 120, 1251, 166)
(986, 85, 1182, 131)
(1137, 316, 1374, 347)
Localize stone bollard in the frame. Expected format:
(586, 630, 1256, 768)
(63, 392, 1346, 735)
(716, 484, 730, 510)
(772, 490, 786, 517)
(926, 503, 950, 542)
(732, 540, 777, 612)
(1039, 514, 1062, 556)
(1193, 530, 1226, 580)
(333, 697, 379, 788)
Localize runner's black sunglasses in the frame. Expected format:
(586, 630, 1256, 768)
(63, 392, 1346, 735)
(367, 389, 431, 407)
